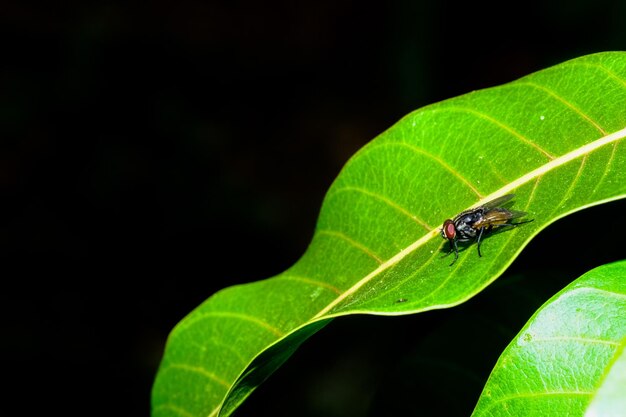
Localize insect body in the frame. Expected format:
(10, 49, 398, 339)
(441, 194, 530, 266)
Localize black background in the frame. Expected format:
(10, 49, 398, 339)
(2, 1, 626, 416)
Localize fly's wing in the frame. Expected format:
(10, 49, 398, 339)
(481, 194, 515, 210)
(472, 207, 527, 229)
(504, 209, 528, 220)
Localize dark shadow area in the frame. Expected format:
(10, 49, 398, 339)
(2, 1, 626, 416)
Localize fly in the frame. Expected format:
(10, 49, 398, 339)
(441, 194, 532, 266)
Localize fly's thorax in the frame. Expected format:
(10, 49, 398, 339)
(455, 222, 478, 240)
(453, 209, 484, 240)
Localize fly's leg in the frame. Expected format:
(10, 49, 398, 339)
(476, 227, 486, 257)
(449, 239, 459, 266)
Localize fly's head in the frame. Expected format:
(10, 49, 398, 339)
(441, 219, 456, 243)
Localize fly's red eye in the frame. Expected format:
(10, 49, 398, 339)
(443, 220, 456, 240)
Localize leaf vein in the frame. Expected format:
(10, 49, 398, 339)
(567, 61, 626, 87)
(348, 246, 443, 310)
(281, 274, 343, 295)
(178, 311, 284, 338)
(191, 340, 248, 366)
(313, 229, 440, 317)
(547, 154, 589, 220)
(330, 186, 433, 230)
(378, 141, 485, 197)
(591, 141, 618, 195)
(437, 106, 556, 160)
(163, 363, 231, 388)
(519, 81, 607, 135)
(317, 229, 384, 264)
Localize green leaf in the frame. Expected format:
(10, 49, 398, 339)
(152, 52, 626, 417)
(584, 338, 626, 417)
(472, 261, 626, 416)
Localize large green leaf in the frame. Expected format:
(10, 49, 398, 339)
(472, 261, 626, 416)
(152, 52, 626, 417)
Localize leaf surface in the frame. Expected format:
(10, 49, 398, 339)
(584, 338, 626, 417)
(152, 52, 626, 417)
(472, 261, 626, 417)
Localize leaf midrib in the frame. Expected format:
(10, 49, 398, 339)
(313, 125, 626, 319)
